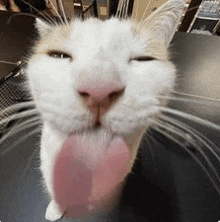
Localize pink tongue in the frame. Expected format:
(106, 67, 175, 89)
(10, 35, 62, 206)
(53, 132, 131, 218)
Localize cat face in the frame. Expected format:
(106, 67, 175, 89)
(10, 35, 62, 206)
(27, 17, 176, 138)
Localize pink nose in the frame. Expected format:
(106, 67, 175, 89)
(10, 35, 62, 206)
(77, 80, 124, 110)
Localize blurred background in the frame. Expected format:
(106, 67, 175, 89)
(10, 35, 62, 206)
(0, 0, 220, 35)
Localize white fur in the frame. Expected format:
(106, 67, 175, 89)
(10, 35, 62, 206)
(26, 0, 185, 220)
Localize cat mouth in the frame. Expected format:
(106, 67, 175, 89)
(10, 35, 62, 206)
(92, 118, 102, 130)
(53, 127, 132, 219)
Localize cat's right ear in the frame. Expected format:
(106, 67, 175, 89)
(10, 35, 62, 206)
(35, 18, 52, 38)
(142, 0, 186, 48)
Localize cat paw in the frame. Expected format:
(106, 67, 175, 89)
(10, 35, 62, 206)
(45, 200, 63, 221)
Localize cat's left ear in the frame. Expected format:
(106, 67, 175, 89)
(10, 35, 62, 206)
(35, 18, 52, 37)
(143, 0, 186, 47)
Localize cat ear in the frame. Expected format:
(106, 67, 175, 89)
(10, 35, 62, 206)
(35, 18, 52, 37)
(143, 0, 186, 47)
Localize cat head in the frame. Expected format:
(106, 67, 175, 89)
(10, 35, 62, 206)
(26, 0, 185, 219)
(26, 0, 185, 145)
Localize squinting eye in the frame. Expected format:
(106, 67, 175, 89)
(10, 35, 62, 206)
(130, 56, 156, 62)
(47, 50, 72, 59)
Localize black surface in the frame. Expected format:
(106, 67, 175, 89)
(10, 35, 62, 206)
(0, 11, 36, 80)
(1, 12, 220, 222)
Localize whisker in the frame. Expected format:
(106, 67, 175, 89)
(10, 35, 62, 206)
(141, 2, 180, 28)
(142, 130, 153, 155)
(171, 91, 220, 103)
(157, 95, 220, 107)
(0, 117, 42, 144)
(160, 107, 220, 131)
(140, 0, 153, 24)
(133, 0, 139, 21)
(159, 114, 220, 161)
(20, 148, 40, 180)
(124, 0, 128, 18)
(159, 115, 220, 188)
(122, 0, 129, 19)
(142, 130, 162, 171)
(116, 0, 126, 18)
(185, 5, 200, 13)
(155, 117, 220, 185)
(151, 122, 220, 195)
(58, 0, 68, 24)
(0, 127, 41, 156)
(0, 60, 19, 65)
(118, 0, 123, 18)
(0, 109, 39, 126)
(0, 101, 35, 116)
(47, 0, 65, 25)
(20, 0, 55, 25)
(125, 0, 130, 19)
(7, 12, 40, 24)
(116, 0, 122, 18)
(121, 0, 126, 18)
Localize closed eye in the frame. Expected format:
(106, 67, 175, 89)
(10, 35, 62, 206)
(47, 50, 72, 60)
(130, 56, 156, 62)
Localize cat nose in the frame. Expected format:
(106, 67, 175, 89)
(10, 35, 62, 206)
(76, 80, 124, 110)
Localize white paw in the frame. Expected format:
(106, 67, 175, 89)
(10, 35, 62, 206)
(45, 200, 64, 221)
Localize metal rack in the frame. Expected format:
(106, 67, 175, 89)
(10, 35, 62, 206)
(73, 0, 134, 19)
(179, 0, 220, 34)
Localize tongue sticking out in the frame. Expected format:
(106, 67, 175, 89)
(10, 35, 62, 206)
(53, 129, 131, 219)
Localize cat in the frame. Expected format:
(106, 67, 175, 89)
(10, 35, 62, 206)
(1, 0, 220, 221)
(24, 0, 186, 220)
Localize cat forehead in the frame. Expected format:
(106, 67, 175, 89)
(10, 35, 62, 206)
(66, 18, 145, 55)
(35, 17, 167, 60)
(69, 18, 136, 40)
(38, 18, 139, 45)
